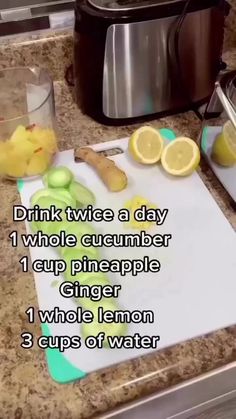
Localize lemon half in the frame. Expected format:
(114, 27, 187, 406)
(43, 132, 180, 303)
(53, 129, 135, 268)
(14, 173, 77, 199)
(129, 126, 164, 164)
(161, 137, 200, 176)
(211, 120, 236, 167)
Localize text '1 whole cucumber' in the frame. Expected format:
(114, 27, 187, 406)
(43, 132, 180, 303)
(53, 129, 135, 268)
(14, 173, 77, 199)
(17, 229, 171, 248)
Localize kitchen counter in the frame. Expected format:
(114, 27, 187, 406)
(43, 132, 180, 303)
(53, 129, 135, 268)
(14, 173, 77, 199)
(0, 30, 236, 419)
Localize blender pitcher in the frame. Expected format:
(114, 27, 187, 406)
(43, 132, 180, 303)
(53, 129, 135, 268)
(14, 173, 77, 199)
(200, 71, 236, 203)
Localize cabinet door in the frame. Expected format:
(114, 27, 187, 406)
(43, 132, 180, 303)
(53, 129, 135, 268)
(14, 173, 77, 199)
(0, 1, 74, 36)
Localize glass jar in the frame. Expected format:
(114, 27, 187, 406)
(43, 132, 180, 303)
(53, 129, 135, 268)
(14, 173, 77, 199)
(0, 67, 58, 180)
(199, 72, 236, 202)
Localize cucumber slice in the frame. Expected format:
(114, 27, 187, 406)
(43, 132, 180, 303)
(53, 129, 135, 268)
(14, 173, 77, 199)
(30, 220, 40, 233)
(31, 188, 74, 208)
(60, 243, 99, 259)
(45, 219, 67, 236)
(59, 222, 98, 258)
(81, 320, 128, 348)
(37, 220, 56, 236)
(42, 172, 49, 187)
(31, 189, 55, 207)
(64, 267, 107, 284)
(65, 222, 96, 241)
(33, 219, 90, 245)
(47, 220, 67, 237)
(30, 216, 67, 238)
(74, 275, 111, 309)
(64, 268, 81, 283)
(71, 270, 107, 285)
(69, 181, 95, 206)
(50, 188, 76, 208)
(83, 298, 120, 317)
(32, 219, 68, 239)
(63, 248, 94, 282)
(32, 196, 68, 211)
(47, 166, 73, 188)
(63, 247, 93, 262)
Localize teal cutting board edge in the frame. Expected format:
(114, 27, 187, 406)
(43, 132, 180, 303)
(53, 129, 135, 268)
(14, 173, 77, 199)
(41, 323, 86, 384)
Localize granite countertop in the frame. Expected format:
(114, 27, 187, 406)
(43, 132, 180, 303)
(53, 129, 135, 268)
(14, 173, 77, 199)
(0, 28, 236, 419)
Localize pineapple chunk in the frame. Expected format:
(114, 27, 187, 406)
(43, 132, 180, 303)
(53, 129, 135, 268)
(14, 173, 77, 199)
(43, 128, 58, 153)
(12, 138, 36, 161)
(10, 125, 30, 143)
(0, 147, 7, 174)
(0, 124, 57, 177)
(0, 142, 14, 174)
(26, 149, 51, 176)
(5, 149, 27, 178)
(29, 127, 57, 154)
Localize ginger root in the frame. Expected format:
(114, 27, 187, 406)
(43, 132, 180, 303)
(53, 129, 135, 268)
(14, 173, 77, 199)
(75, 147, 128, 192)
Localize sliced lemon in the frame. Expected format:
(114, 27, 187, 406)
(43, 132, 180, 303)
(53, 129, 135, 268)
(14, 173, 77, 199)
(161, 137, 200, 176)
(211, 120, 236, 167)
(128, 126, 164, 164)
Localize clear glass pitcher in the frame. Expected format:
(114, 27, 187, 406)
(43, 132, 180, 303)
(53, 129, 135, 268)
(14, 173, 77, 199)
(0, 67, 58, 180)
(200, 71, 236, 203)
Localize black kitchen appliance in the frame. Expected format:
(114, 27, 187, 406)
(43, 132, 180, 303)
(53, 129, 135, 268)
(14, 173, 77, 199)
(74, 0, 230, 125)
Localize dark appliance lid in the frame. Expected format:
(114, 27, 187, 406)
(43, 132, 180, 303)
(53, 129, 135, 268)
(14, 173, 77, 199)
(76, 0, 229, 28)
(87, 0, 185, 11)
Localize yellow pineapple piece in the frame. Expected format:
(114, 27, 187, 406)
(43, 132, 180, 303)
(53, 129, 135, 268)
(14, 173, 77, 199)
(43, 128, 58, 153)
(12, 139, 36, 161)
(0, 144, 8, 174)
(5, 149, 27, 178)
(28, 127, 42, 146)
(26, 149, 51, 176)
(10, 125, 30, 143)
(29, 127, 57, 154)
(0, 142, 14, 174)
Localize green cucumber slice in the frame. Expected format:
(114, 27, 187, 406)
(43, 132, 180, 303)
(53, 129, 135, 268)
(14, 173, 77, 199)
(64, 267, 107, 284)
(32, 218, 68, 238)
(32, 196, 68, 212)
(42, 172, 49, 187)
(83, 298, 120, 317)
(47, 220, 67, 237)
(74, 275, 111, 309)
(31, 189, 55, 207)
(63, 247, 92, 262)
(59, 222, 98, 258)
(63, 248, 94, 282)
(31, 196, 67, 210)
(30, 188, 74, 208)
(37, 221, 56, 236)
(51, 188, 76, 208)
(60, 243, 99, 259)
(46, 219, 68, 236)
(65, 222, 96, 243)
(81, 320, 128, 348)
(30, 220, 40, 233)
(68, 181, 95, 206)
(47, 166, 73, 188)
(71, 270, 107, 285)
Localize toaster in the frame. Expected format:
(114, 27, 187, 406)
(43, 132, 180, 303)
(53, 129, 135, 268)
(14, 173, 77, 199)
(74, 0, 230, 125)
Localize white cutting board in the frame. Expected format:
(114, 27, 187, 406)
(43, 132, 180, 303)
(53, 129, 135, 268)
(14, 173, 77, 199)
(18, 129, 236, 384)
